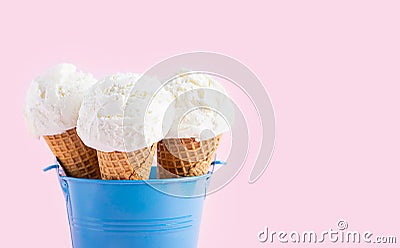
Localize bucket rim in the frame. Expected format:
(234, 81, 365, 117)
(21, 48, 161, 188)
(60, 173, 210, 184)
(52, 165, 211, 185)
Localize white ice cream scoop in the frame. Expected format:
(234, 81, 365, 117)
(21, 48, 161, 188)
(24, 63, 97, 137)
(77, 73, 174, 152)
(163, 72, 233, 140)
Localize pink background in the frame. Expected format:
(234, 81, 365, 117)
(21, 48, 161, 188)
(1, 0, 399, 247)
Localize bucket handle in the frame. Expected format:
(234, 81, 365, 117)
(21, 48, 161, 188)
(209, 159, 227, 175)
(43, 164, 58, 172)
(202, 160, 225, 198)
(43, 163, 69, 197)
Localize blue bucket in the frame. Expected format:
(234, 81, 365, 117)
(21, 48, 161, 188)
(44, 164, 211, 248)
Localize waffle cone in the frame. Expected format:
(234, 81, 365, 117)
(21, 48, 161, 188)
(157, 136, 221, 178)
(43, 128, 101, 179)
(97, 144, 156, 180)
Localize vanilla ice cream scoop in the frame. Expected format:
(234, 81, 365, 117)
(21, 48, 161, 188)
(24, 63, 97, 137)
(163, 72, 233, 140)
(77, 73, 174, 152)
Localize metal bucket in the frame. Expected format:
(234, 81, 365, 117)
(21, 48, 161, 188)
(44, 164, 210, 248)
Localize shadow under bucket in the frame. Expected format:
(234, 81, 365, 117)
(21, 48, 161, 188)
(45, 164, 211, 248)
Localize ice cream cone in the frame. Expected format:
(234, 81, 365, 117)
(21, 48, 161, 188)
(97, 144, 156, 180)
(157, 136, 221, 178)
(43, 128, 101, 179)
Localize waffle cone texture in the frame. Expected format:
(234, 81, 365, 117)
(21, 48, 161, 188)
(157, 136, 221, 178)
(43, 128, 101, 179)
(97, 144, 156, 180)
